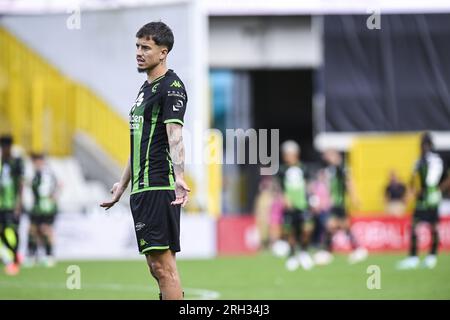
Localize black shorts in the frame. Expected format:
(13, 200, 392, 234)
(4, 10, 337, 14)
(331, 207, 346, 219)
(30, 214, 56, 225)
(413, 208, 439, 224)
(130, 190, 181, 254)
(283, 209, 313, 231)
(0, 210, 19, 227)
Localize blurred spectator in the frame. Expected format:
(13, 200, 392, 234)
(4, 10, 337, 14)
(309, 169, 332, 248)
(384, 170, 407, 217)
(254, 176, 277, 249)
(269, 187, 285, 245)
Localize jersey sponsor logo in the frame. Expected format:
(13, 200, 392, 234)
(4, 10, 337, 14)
(129, 114, 144, 130)
(130, 115, 144, 123)
(172, 99, 184, 112)
(130, 92, 144, 115)
(152, 83, 160, 93)
(135, 92, 144, 107)
(168, 90, 186, 99)
(170, 80, 182, 88)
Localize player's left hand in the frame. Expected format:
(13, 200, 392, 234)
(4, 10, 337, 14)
(172, 178, 190, 207)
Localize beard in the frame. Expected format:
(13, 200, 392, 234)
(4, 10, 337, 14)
(137, 67, 148, 73)
(137, 61, 159, 74)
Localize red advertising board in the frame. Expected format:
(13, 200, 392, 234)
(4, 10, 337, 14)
(218, 215, 450, 255)
(217, 216, 259, 255)
(334, 216, 450, 252)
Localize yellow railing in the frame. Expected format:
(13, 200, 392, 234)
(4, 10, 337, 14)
(0, 27, 129, 165)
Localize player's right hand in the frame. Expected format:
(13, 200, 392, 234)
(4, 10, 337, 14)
(100, 182, 124, 210)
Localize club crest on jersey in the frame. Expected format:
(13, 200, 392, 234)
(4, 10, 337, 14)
(152, 83, 160, 93)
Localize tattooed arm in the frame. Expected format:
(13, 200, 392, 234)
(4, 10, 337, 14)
(167, 123, 190, 207)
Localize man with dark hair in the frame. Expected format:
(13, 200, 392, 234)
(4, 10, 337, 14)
(0, 134, 24, 275)
(26, 153, 59, 267)
(397, 132, 444, 270)
(101, 21, 189, 300)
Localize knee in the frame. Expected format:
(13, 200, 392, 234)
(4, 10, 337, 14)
(149, 260, 177, 283)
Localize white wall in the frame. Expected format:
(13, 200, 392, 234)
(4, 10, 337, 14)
(209, 16, 322, 68)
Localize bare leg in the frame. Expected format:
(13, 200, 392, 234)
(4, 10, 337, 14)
(146, 250, 183, 300)
(40, 224, 54, 257)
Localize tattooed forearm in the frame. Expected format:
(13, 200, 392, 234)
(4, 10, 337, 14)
(166, 123, 185, 177)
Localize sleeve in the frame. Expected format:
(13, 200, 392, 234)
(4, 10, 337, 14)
(161, 81, 188, 126)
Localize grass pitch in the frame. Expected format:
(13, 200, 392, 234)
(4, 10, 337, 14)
(1, 252, 449, 300)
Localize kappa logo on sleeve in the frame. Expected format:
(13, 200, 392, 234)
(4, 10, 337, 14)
(139, 239, 148, 247)
(170, 80, 182, 88)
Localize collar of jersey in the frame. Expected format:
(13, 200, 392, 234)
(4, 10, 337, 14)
(145, 69, 173, 87)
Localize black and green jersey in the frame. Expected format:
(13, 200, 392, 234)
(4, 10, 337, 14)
(32, 168, 58, 215)
(326, 164, 347, 209)
(129, 69, 187, 194)
(0, 157, 23, 211)
(413, 151, 444, 210)
(278, 163, 309, 211)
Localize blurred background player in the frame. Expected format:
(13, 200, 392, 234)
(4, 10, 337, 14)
(314, 149, 368, 265)
(25, 153, 59, 267)
(384, 170, 407, 217)
(278, 140, 314, 271)
(397, 133, 444, 270)
(308, 168, 332, 249)
(0, 134, 24, 275)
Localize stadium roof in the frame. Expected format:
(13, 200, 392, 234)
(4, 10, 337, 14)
(1, 0, 450, 15)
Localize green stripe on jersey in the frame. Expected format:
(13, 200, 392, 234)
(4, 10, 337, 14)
(143, 105, 161, 188)
(164, 119, 184, 125)
(131, 103, 145, 192)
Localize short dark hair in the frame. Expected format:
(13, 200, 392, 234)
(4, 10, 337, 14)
(0, 134, 13, 147)
(421, 132, 434, 149)
(136, 21, 174, 52)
